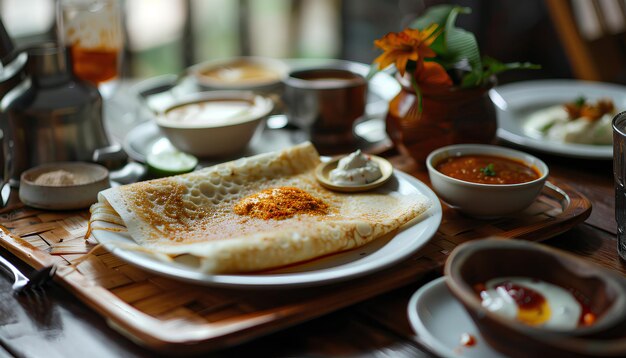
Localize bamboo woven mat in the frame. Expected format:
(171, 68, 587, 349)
(0, 179, 590, 354)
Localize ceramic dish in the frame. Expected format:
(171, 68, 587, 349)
(491, 79, 626, 159)
(408, 277, 506, 358)
(91, 171, 441, 288)
(19, 162, 110, 210)
(188, 56, 289, 92)
(155, 91, 274, 157)
(426, 144, 548, 218)
(314, 155, 393, 192)
(445, 238, 626, 357)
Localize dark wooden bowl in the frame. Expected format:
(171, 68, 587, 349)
(444, 238, 626, 357)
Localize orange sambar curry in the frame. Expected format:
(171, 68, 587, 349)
(436, 155, 540, 185)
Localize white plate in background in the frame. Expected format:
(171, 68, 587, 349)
(491, 79, 626, 159)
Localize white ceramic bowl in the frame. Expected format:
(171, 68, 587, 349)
(155, 91, 274, 158)
(426, 144, 548, 218)
(19, 162, 110, 210)
(188, 56, 289, 93)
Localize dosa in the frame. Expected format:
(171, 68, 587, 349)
(88, 142, 430, 273)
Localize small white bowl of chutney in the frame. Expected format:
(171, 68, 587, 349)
(426, 144, 548, 218)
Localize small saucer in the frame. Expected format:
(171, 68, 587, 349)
(315, 155, 393, 192)
(407, 277, 505, 358)
(19, 162, 110, 210)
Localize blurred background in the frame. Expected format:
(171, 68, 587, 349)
(1, 0, 625, 84)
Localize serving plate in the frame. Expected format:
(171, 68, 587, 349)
(91, 171, 442, 288)
(408, 277, 506, 358)
(491, 79, 626, 159)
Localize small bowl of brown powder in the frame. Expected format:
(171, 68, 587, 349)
(19, 162, 110, 210)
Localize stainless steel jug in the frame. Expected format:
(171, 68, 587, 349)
(0, 19, 27, 104)
(0, 43, 109, 186)
(0, 19, 27, 192)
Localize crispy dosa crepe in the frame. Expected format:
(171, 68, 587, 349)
(88, 142, 430, 273)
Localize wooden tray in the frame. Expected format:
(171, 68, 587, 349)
(0, 179, 590, 354)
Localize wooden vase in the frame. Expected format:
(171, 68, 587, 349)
(385, 75, 497, 168)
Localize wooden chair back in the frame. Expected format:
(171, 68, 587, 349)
(545, 0, 626, 82)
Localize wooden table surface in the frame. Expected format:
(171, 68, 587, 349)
(0, 141, 620, 358)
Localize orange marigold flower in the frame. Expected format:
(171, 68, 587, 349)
(415, 60, 452, 87)
(373, 24, 440, 76)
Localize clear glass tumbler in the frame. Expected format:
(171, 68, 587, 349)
(613, 111, 626, 260)
(57, 0, 123, 96)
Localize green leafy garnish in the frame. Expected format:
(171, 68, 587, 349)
(574, 96, 586, 108)
(480, 163, 496, 176)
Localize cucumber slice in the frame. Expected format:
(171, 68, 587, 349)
(147, 150, 198, 177)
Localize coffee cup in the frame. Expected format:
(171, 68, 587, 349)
(283, 66, 367, 150)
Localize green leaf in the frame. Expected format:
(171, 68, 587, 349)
(480, 163, 496, 176)
(445, 6, 482, 87)
(410, 4, 455, 29)
(410, 5, 480, 72)
(410, 4, 455, 55)
(482, 57, 540, 75)
(475, 57, 541, 86)
(460, 71, 481, 88)
(574, 96, 586, 107)
(409, 73, 423, 113)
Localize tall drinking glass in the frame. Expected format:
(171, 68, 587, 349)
(57, 0, 123, 97)
(613, 111, 626, 260)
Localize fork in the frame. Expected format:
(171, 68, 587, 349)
(0, 254, 56, 293)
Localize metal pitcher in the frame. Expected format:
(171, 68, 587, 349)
(0, 43, 109, 186)
(0, 18, 27, 103)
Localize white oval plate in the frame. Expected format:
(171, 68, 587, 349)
(491, 79, 626, 160)
(408, 277, 506, 358)
(92, 171, 441, 288)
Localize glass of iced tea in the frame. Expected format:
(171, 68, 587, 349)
(57, 0, 123, 96)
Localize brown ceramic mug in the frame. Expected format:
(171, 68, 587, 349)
(283, 66, 367, 149)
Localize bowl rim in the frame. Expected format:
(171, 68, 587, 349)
(155, 90, 274, 129)
(20, 162, 109, 189)
(283, 65, 367, 90)
(188, 56, 289, 89)
(426, 144, 549, 188)
(444, 238, 626, 340)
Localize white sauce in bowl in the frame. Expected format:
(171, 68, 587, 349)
(200, 61, 282, 85)
(165, 100, 254, 126)
(157, 94, 273, 129)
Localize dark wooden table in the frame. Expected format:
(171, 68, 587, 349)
(0, 143, 620, 358)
